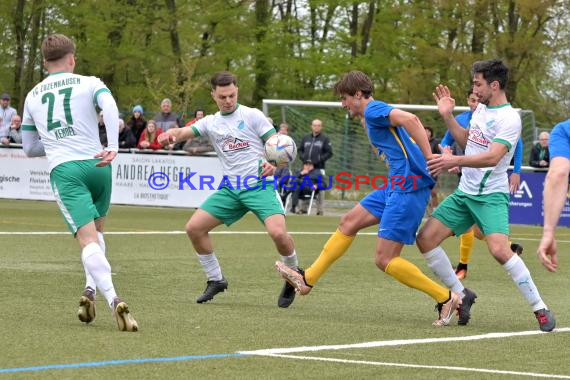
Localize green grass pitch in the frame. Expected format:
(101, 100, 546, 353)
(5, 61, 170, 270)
(1, 199, 569, 379)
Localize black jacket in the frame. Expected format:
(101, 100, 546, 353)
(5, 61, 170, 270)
(298, 133, 333, 169)
(529, 143, 550, 168)
(119, 127, 137, 149)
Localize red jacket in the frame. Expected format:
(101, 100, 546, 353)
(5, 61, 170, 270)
(137, 127, 163, 150)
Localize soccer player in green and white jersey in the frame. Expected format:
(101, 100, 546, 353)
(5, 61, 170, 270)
(416, 59, 555, 332)
(158, 71, 300, 308)
(21, 34, 138, 332)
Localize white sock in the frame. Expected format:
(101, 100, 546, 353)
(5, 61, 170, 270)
(84, 233, 106, 293)
(197, 252, 223, 281)
(503, 255, 547, 312)
(424, 246, 465, 295)
(82, 242, 117, 309)
(281, 250, 298, 268)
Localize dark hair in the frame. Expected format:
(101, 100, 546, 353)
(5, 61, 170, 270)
(466, 86, 474, 97)
(425, 126, 434, 135)
(194, 109, 205, 117)
(41, 34, 76, 62)
(211, 71, 237, 90)
(333, 70, 374, 98)
(471, 60, 509, 89)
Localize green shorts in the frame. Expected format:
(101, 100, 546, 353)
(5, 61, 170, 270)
(200, 185, 284, 226)
(433, 189, 509, 236)
(50, 159, 112, 235)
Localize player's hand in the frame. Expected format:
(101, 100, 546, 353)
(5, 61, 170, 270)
(260, 162, 276, 177)
(157, 132, 175, 147)
(433, 85, 455, 116)
(509, 172, 521, 194)
(448, 166, 461, 174)
(94, 150, 117, 167)
(427, 150, 456, 177)
(537, 234, 558, 272)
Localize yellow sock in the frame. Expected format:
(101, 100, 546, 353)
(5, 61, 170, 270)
(459, 230, 475, 265)
(385, 257, 449, 303)
(305, 229, 355, 286)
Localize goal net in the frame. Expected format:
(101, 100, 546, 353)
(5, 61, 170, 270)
(263, 99, 537, 201)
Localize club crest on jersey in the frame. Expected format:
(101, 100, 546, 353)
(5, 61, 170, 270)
(468, 129, 490, 147)
(237, 120, 246, 130)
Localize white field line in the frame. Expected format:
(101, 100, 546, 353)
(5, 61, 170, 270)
(1, 230, 570, 243)
(240, 327, 570, 355)
(259, 353, 570, 379)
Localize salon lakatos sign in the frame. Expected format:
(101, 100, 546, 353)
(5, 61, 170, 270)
(0, 148, 223, 208)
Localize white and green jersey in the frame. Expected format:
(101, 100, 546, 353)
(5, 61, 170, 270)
(459, 103, 521, 195)
(191, 104, 275, 187)
(22, 72, 112, 171)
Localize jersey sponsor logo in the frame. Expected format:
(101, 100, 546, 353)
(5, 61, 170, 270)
(467, 128, 490, 148)
(216, 135, 250, 152)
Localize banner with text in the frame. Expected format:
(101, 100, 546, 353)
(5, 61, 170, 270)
(0, 149, 224, 208)
(509, 170, 570, 227)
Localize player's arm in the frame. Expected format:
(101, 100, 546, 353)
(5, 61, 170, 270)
(542, 157, 570, 237)
(22, 128, 46, 157)
(157, 124, 196, 146)
(428, 142, 508, 176)
(439, 130, 455, 149)
(389, 108, 433, 160)
(509, 137, 523, 193)
(21, 99, 46, 157)
(95, 91, 119, 166)
(433, 85, 468, 148)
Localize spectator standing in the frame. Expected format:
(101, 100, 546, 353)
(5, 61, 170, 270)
(1, 114, 22, 145)
(529, 131, 550, 168)
(154, 98, 181, 150)
(127, 105, 146, 142)
(298, 119, 333, 215)
(137, 120, 163, 150)
(0, 93, 17, 139)
(118, 119, 136, 149)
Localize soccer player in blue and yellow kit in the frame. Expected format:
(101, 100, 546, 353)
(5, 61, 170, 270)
(537, 119, 570, 272)
(276, 70, 467, 326)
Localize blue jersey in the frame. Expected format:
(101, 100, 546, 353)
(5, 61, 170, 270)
(549, 119, 570, 160)
(364, 100, 434, 192)
(440, 110, 524, 173)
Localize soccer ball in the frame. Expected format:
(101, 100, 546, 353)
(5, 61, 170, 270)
(264, 134, 297, 165)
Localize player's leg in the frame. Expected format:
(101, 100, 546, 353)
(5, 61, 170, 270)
(473, 224, 523, 256)
(474, 194, 555, 332)
(242, 186, 300, 307)
(416, 190, 477, 325)
(189, 188, 241, 303)
(456, 227, 475, 279)
(51, 160, 137, 331)
(376, 238, 459, 326)
(88, 161, 137, 331)
(379, 189, 461, 326)
(276, 187, 383, 295)
(275, 195, 379, 298)
(77, 217, 105, 324)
